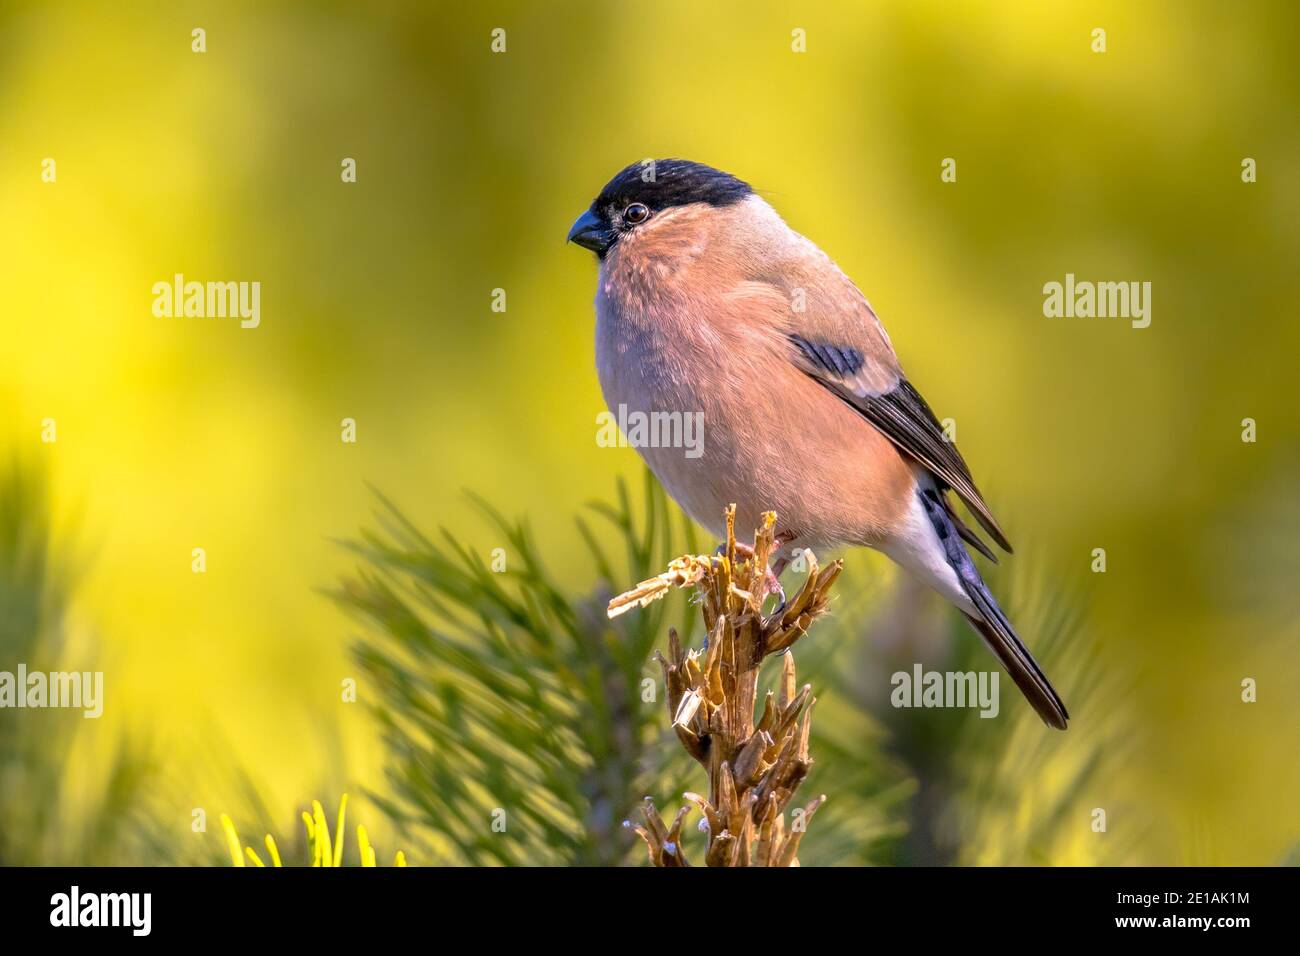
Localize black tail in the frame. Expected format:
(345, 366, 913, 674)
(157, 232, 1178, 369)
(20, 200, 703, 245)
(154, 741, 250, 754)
(919, 489, 1069, 730)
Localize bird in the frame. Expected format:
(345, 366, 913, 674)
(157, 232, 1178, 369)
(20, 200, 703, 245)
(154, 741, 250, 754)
(567, 158, 1068, 730)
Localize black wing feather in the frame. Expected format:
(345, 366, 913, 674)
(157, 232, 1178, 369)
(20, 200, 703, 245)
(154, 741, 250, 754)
(791, 334, 1012, 554)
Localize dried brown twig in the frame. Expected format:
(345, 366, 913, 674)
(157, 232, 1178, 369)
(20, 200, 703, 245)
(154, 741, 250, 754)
(607, 505, 843, 866)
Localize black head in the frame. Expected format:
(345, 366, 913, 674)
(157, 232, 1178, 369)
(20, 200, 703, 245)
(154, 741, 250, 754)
(567, 159, 753, 257)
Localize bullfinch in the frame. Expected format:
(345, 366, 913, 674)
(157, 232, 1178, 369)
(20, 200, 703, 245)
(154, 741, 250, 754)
(567, 159, 1068, 730)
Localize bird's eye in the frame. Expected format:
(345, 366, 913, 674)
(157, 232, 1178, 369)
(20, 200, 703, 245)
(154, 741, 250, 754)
(624, 203, 650, 224)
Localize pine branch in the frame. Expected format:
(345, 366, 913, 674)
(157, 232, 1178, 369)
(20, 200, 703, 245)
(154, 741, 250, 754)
(333, 473, 701, 866)
(611, 506, 842, 866)
(0, 456, 163, 865)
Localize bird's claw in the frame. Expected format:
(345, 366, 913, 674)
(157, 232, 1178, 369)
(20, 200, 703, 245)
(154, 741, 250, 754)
(716, 541, 756, 561)
(715, 541, 785, 613)
(765, 571, 787, 615)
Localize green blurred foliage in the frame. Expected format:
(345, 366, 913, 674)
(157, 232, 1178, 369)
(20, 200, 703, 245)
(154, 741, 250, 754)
(0, 0, 1296, 864)
(334, 477, 907, 865)
(0, 459, 166, 865)
(334, 477, 703, 865)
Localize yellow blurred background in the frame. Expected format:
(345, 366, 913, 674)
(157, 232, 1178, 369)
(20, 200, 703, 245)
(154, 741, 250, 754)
(1, 0, 1297, 864)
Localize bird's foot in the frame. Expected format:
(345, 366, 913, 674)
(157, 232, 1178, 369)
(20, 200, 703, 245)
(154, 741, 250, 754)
(716, 540, 755, 560)
(767, 556, 790, 615)
(714, 542, 788, 613)
(765, 573, 788, 616)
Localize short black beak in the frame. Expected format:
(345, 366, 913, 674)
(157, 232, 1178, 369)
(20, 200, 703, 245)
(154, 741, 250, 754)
(567, 208, 614, 255)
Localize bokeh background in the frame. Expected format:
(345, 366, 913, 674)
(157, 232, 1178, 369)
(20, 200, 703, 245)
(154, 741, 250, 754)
(1, 0, 1297, 865)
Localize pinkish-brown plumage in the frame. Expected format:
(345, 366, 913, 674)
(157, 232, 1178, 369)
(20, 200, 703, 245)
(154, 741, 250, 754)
(570, 159, 1068, 729)
(594, 199, 914, 554)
